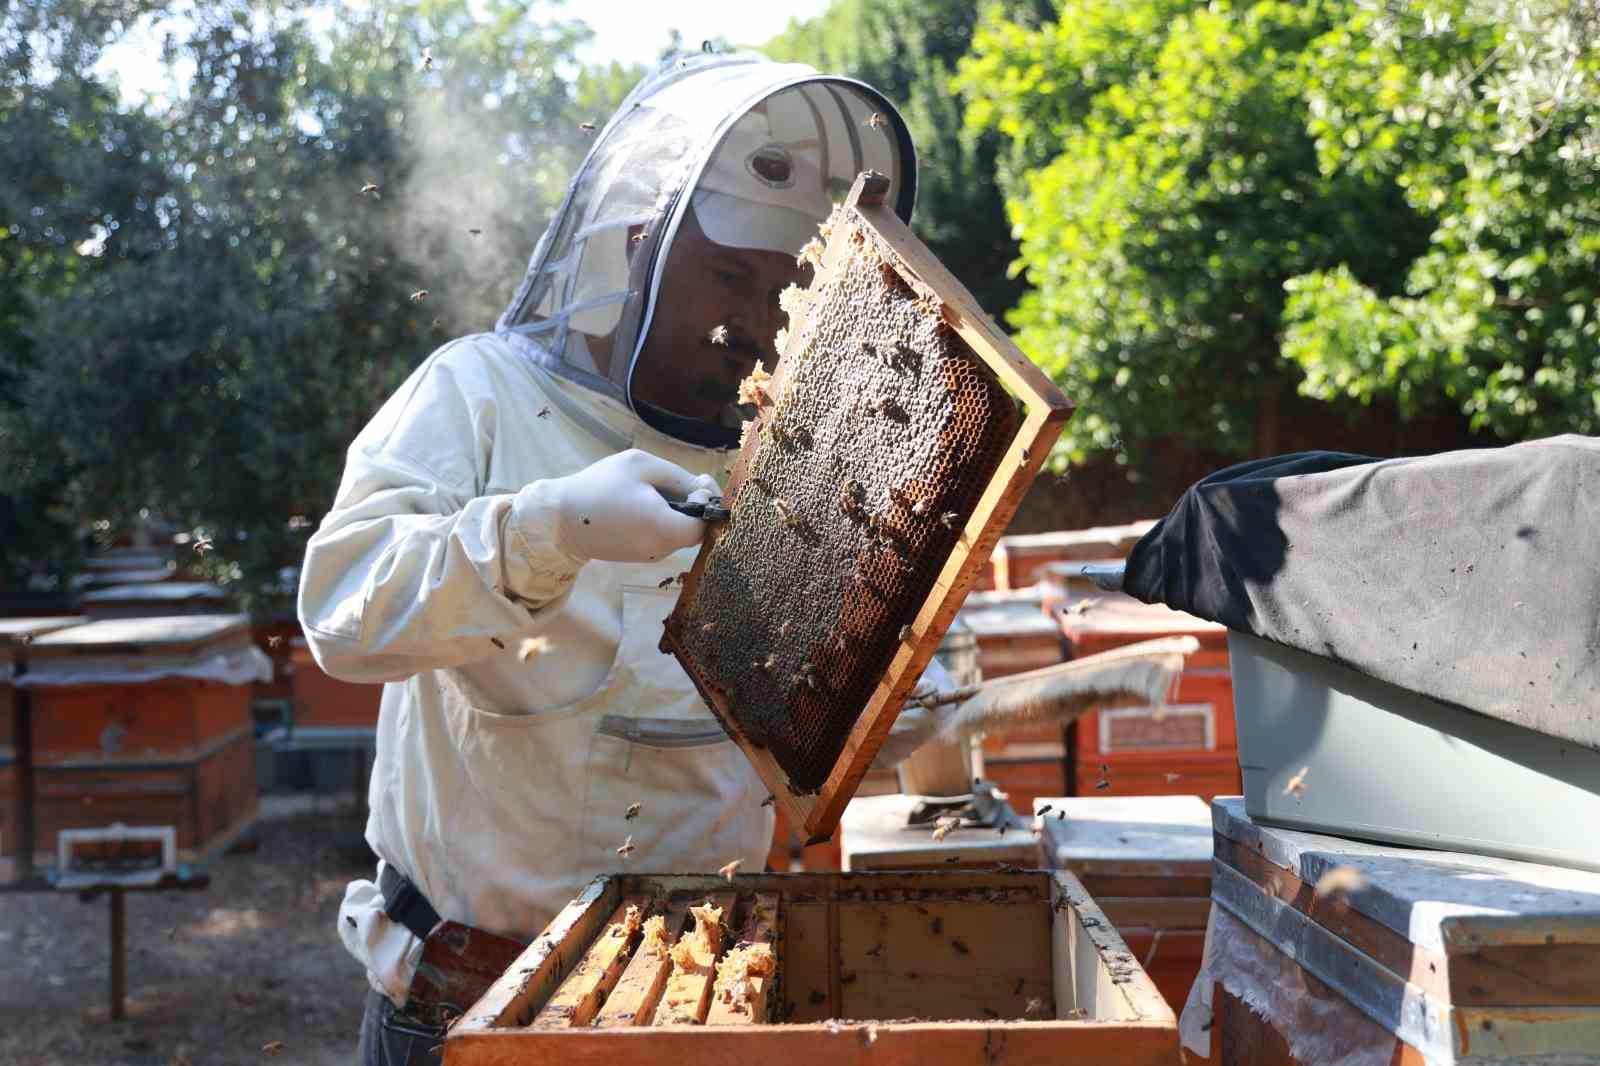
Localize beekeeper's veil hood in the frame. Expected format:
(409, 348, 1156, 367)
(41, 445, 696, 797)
(496, 50, 916, 449)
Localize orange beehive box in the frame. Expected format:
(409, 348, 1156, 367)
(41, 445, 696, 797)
(1060, 595, 1240, 800)
(4, 615, 264, 863)
(25, 726, 257, 863)
(287, 638, 382, 729)
(989, 522, 1156, 591)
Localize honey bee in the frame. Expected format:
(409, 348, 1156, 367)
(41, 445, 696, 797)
(796, 237, 825, 269)
(420, 47, 433, 71)
(658, 576, 675, 589)
(1164, 772, 1183, 784)
(262, 1041, 286, 1057)
(625, 802, 642, 821)
(1024, 997, 1047, 1017)
(193, 532, 214, 555)
(518, 636, 550, 661)
(951, 939, 970, 955)
(701, 622, 716, 635)
(1284, 765, 1309, 798)
(1313, 865, 1368, 898)
(760, 794, 775, 808)
(718, 858, 742, 881)
(1094, 763, 1111, 790)
(631, 230, 648, 244)
(940, 511, 959, 528)
(709, 324, 729, 346)
(617, 835, 636, 859)
(266, 635, 283, 649)
(359, 182, 381, 197)
(899, 624, 915, 642)
(763, 652, 778, 670)
(489, 636, 506, 650)
(911, 499, 929, 516)
(931, 815, 960, 843)
(579, 121, 597, 134)
(864, 112, 887, 130)
(772, 497, 801, 529)
(778, 620, 793, 638)
(537, 405, 551, 418)
(409, 289, 428, 303)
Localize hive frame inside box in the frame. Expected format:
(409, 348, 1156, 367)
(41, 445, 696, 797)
(447, 870, 1176, 1066)
(662, 172, 1073, 845)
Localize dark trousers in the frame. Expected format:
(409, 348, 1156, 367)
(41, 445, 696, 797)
(358, 988, 447, 1066)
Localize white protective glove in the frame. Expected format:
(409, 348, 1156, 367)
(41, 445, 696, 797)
(544, 449, 720, 563)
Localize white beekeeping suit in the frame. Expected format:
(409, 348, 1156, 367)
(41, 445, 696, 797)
(299, 50, 940, 1008)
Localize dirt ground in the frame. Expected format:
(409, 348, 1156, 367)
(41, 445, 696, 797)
(0, 796, 375, 1066)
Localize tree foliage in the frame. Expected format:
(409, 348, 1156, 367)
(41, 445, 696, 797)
(1281, 0, 1600, 439)
(765, 0, 1050, 312)
(0, 0, 620, 609)
(960, 0, 1598, 468)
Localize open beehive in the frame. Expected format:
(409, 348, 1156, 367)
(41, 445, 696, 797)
(662, 173, 1074, 845)
(446, 870, 1177, 1065)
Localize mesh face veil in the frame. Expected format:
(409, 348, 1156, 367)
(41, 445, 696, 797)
(495, 50, 916, 449)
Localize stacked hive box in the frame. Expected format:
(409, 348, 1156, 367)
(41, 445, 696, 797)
(955, 589, 1068, 813)
(1059, 594, 1239, 800)
(987, 521, 1156, 592)
(839, 793, 1038, 872)
(16, 615, 266, 865)
(1035, 796, 1213, 1016)
(79, 581, 231, 621)
(446, 869, 1178, 1064)
(1192, 797, 1600, 1065)
(286, 637, 381, 730)
(0, 617, 88, 867)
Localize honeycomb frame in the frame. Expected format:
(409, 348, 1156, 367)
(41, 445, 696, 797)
(661, 172, 1074, 844)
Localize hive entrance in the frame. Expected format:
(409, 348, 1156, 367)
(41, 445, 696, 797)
(662, 172, 1073, 841)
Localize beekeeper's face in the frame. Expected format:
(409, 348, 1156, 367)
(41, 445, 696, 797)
(630, 207, 809, 426)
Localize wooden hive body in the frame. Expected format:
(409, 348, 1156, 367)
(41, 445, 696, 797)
(1206, 797, 1600, 1065)
(1036, 796, 1213, 1013)
(662, 173, 1073, 845)
(446, 869, 1176, 1065)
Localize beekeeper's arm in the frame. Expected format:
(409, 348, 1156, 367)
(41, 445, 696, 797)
(298, 351, 715, 684)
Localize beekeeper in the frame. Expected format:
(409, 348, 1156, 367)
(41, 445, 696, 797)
(298, 51, 945, 1062)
